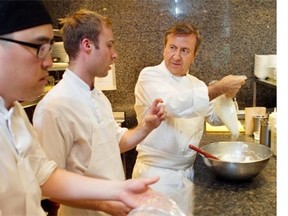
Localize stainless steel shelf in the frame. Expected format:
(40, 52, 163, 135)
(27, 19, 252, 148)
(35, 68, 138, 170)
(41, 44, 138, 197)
(255, 78, 276, 87)
(49, 62, 68, 71)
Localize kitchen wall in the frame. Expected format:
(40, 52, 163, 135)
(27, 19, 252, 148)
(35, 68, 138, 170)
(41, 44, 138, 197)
(44, 0, 276, 177)
(44, 0, 276, 128)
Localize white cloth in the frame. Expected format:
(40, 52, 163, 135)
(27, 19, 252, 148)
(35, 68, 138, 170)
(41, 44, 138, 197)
(132, 61, 222, 216)
(33, 69, 127, 216)
(0, 97, 57, 216)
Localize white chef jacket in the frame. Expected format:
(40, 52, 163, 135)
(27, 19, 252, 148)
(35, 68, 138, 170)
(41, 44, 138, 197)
(0, 97, 57, 216)
(33, 69, 127, 216)
(132, 61, 222, 216)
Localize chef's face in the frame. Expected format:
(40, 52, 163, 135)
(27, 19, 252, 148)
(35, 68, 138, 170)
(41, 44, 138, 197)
(91, 25, 117, 78)
(0, 24, 54, 108)
(163, 33, 197, 76)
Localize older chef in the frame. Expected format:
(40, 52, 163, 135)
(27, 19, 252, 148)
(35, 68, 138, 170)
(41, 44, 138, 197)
(0, 1, 160, 215)
(132, 22, 246, 216)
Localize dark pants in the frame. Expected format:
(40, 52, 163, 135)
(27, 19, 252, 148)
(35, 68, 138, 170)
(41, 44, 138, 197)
(41, 199, 59, 216)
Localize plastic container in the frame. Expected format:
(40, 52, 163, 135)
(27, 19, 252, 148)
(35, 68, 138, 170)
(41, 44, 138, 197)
(128, 192, 185, 216)
(269, 109, 277, 155)
(253, 131, 260, 141)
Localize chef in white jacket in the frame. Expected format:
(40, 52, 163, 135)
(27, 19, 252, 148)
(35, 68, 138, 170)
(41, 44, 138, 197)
(132, 22, 246, 216)
(33, 9, 166, 216)
(0, 1, 162, 216)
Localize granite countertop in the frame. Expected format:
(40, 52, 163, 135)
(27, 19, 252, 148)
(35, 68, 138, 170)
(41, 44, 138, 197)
(193, 133, 276, 216)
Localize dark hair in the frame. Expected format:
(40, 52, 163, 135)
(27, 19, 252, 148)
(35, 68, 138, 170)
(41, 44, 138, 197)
(0, 0, 52, 36)
(59, 9, 112, 60)
(164, 22, 202, 54)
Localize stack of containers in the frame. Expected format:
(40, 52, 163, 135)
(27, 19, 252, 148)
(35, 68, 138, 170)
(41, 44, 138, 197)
(254, 54, 277, 80)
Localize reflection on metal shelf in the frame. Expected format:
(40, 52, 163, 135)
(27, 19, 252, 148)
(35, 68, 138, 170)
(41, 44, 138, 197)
(49, 62, 68, 71)
(255, 78, 276, 87)
(53, 29, 62, 37)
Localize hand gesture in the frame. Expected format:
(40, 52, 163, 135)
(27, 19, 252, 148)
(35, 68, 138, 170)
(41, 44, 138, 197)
(219, 75, 247, 98)
(143, 98, 166, 129)
(118, 177, 159, 209)
(209, 75, 247, 100)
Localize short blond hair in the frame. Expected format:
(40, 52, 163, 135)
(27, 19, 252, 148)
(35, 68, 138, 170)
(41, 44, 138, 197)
(59, 9, 112, 60)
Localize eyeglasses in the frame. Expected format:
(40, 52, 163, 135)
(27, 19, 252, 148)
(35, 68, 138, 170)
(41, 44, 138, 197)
(0, 37, 54, 59)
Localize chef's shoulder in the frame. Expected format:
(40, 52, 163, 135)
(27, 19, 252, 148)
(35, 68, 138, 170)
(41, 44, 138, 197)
(186, 73, 207, 88)
(138, 63, 167, 81)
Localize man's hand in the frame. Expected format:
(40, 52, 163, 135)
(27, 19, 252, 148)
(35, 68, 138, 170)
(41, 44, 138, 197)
(95, 200, 132, 216)
(143, 98, 166, 129)
(208, 75, 247, 100)
(220, 75, 247, 98)
(118, 98, 166, 152)
(119, 177, 159, 209)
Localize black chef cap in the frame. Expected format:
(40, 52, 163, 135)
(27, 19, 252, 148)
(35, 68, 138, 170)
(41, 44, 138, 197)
(0, 0, 52, 36)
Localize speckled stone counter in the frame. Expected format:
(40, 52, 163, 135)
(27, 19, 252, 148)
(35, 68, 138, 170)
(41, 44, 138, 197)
(193, 133, 276, 216)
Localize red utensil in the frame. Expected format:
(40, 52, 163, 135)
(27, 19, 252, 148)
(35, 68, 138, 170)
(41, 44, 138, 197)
(189, 144, 219, 160)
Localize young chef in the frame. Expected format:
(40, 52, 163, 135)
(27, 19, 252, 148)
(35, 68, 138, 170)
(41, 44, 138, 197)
(32, 9, 166, 216)
(132, 22, 246, 215)
(0, 1, 160, 215)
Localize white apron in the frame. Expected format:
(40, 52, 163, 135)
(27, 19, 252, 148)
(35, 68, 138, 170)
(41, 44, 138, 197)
(133, 145, 196, 216)
(0, 106, 47, 216)
(58, 120, 125, 216)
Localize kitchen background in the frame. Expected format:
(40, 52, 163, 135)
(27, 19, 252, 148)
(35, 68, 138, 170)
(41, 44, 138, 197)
(43, 0, 277, 177)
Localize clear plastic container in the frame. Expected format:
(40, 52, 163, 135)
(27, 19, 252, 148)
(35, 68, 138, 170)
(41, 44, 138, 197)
(269, 109, 277, 155)
(128, 191, 186, 216)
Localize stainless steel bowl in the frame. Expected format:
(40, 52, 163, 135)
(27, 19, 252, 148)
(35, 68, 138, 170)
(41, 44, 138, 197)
(200, 141, 272, 180)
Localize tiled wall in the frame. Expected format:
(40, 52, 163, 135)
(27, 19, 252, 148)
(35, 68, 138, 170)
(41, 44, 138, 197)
(44, 0, 276, 178)
(44, 0, 276, 127)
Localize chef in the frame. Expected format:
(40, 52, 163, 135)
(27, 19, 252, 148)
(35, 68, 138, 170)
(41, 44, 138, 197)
(0, 1, 162, 215)
(132, 22, 246, 216)
(33, 9, 166, 216)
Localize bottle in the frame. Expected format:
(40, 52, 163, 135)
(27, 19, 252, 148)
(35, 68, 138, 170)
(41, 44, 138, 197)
(260, 118, 270, 146)
(269, 108, 277, 155)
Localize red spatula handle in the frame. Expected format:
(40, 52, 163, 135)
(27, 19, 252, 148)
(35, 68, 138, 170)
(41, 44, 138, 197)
(189, 144, 219, 160)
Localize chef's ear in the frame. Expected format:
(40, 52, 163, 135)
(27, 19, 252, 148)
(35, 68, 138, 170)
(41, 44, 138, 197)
(86, 42, 91, 49)
(81, 38, 92, 50)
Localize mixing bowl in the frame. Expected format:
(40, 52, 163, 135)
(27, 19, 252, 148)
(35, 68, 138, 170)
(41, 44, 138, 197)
(199, 141, 272, 180)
